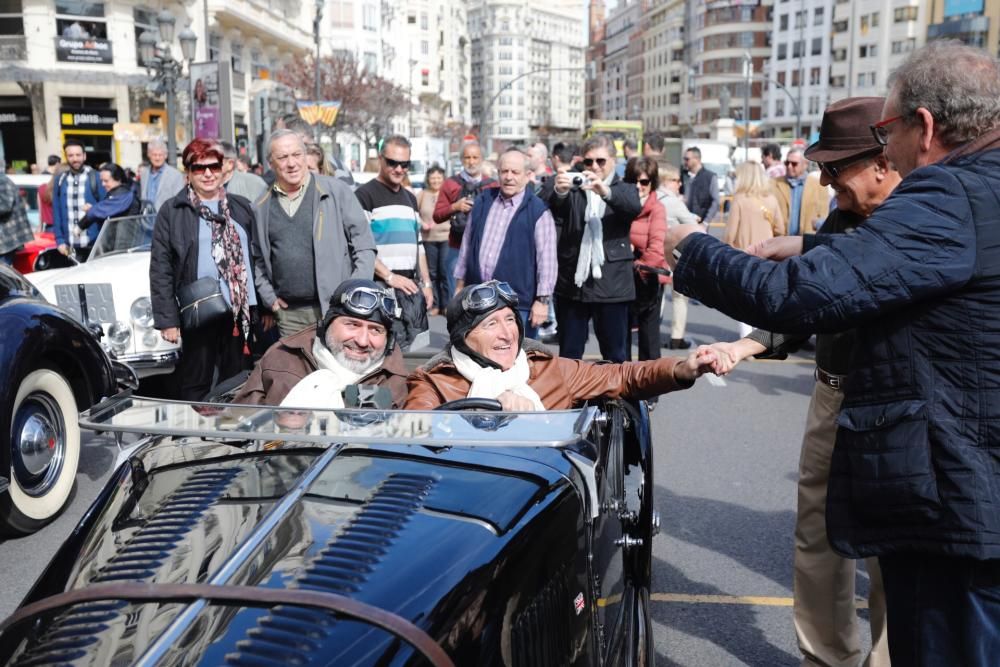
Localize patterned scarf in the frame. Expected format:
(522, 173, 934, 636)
(187, 186, 251, 347)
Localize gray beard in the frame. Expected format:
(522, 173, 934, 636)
(328, 340, 386, 375)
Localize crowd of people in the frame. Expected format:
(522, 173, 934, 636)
(2, 37, 999, 667)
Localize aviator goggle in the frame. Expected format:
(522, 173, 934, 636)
(462, 280, 519, 313)
(341, 285, 402, 320)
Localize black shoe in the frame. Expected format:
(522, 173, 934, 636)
(666, 338, 692, 350)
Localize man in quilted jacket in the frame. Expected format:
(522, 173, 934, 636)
(664, 41, 1000, 664)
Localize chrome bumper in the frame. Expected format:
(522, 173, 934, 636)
(114, 350, 180, 377)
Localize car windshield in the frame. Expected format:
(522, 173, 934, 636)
(81, 396, 594, 448)
(17, 185, 40, 228)
(90, 214, 156, 260)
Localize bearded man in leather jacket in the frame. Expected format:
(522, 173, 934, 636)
(404, 280, 717, 411)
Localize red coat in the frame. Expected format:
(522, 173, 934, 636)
(629, 195, 669, 285)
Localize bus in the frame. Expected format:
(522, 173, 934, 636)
(585, 120, 643, 155)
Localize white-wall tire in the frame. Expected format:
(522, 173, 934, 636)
(4, 369, 80, 533)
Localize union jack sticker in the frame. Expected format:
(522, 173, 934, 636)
(573, 592, 585, 615)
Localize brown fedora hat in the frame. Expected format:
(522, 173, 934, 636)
(804, 96, 885, 163)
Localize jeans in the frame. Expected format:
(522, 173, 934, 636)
(445, 245, 460, 299)
(517, 308, 537, 341)
(556, 298, 630, 362)
(423, 240, 450, 312)
(880, 552, 1000, 666)
(629, 274, 663, 361)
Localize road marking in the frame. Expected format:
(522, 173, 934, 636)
(651, 593, 869, 609)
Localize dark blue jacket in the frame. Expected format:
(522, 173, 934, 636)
(672, 140, 1000, 559)
(464, 188, 548, 309)
(52, 167, 106, 247)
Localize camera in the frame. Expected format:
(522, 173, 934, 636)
(570, 174, 586, 189)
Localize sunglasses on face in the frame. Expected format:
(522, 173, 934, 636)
(637, 178, 652, 186)
(189, 161, 222, 174)
(382, 156, 411, 170)
(582, 157, 608, 168)
(784, 160, 802, 167)
(818, 148, 883, 179)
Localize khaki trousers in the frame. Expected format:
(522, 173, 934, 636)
(670, 290, 689, 340)
(275, 303, 323, 339)
(795, 380, 890, 667)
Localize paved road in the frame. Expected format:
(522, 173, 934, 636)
(0, 292, 878, 665)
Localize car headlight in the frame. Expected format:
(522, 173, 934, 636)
(130, 297, 155, 328)
(107, 321, 131, 351)
(142, 329, 159, 348)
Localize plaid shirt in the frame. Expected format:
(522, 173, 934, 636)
(0, 174, 34, 255)
(454, 189, 557, 296)
(66, 168, 90, 247)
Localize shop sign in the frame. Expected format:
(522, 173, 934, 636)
(60, 108, 118, 130)
(54, 36, 113, 64)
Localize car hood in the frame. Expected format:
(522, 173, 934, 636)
(26, 252, 149, 299)
(12, 438, 586, 665)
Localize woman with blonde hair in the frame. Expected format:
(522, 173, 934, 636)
(723, 161, 784, 336)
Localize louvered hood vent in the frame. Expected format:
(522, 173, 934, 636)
(13, 467, 242, 667)
(511, 564, 574, 667)
(225, 472, 436, 666)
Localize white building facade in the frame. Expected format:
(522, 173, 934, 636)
(640, 0, 687, 134)
(469, 0, 586, 154)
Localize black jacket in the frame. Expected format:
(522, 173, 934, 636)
(542, 176, 642, 303)
(673, 134, 1000, 560)
(150, 189, 255, 329)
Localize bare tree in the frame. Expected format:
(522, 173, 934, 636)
(278, 53, 411, 149)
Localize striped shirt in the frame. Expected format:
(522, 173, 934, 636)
(355, 179, 423, 272)
(454, 189, 557, 296)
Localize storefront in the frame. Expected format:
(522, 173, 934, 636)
(0, 97, 36, 171)
(59, 103, 118, 166)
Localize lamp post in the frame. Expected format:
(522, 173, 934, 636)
(139, 11, 198, 163)
(742, 51, 752, 160)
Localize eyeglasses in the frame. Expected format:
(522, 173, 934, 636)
(637, 178, 652, 186)
(382, 156, 412, 170)
(582, 157, 608, 168)
(271, 151, 305, 164)
(870, 115, 904, 146)
(784, 160, 802, 167)
(341, 285, 401, 320)
(817, 148, 883, 179)
(462, 280, 519, 313)
(188, 161, 222, 174)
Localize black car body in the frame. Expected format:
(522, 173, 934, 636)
(0, 396, 657, 665)
(0, 264, 132, 535)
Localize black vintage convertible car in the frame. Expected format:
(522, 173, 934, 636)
(0, 394, 658, 666)
(0, 264, 134, 535)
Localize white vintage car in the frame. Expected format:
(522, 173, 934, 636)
(27, 214, 180, 377)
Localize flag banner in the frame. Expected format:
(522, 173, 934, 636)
(296, 101, 342, 126)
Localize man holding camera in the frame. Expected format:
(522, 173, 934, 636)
(542, 134, 641, 362)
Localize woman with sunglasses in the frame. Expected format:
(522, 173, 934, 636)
(150, 138, 258, 400)
(405, 280, 718, 411)
(624, 157, 669, 363)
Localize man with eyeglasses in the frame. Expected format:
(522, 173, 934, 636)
(233, 279, 408, 408)
(771, 148, 830, 235)
(703, 97, 898, 667)
(251, 129, 376, 338)
(543, 134, 642, 362)
(665, 42, 1000, 664)
(355, 134, 433, 351)
(405, 280, 718, 410)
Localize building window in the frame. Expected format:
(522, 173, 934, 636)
(792, 40, 803, 58)
(231, 45, 243, 75)
(872, 11, 880, 26)
(362, 4, 377, 31)
(55, 1, 107, 39)
(832, 48, 847, 62)
(794, 10, 805, 29)
(420, 11, 428, 30)
(421, 40, 428, 55)
(809, 66, 820, 85)
(808, 95, 819, 114)
(208, 32, 221, 61)
(811, 37, 822, 55)
(833, 20, 848, 33)
(792, 69, 800, 86)
(776, 99, 784, 116)
(329, 1, 352, 29)
(859, 44, 877, 58)
(894, 6, 918, 22)
(363, 51, 377, 71)
(777, 43, 787, 60)
(133, 7, 155, 61)
(830, 75, 846, 87)
(251, 49, 266, 79)
(779, 14, 788, 31)
(813, 7, 823, 26)
(777, 70, 786, 86)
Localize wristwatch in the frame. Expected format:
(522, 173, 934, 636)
(535, 295, 552, 305)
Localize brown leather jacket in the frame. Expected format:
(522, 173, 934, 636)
(405, 339, 694, 410)
(233, 324, 409, 407)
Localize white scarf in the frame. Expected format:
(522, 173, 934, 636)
(451, 347, 545, 411)
(279, 339, 377, 410)
(574, 170, 616, 287)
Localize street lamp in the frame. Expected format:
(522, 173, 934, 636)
(139, 11, 198, 163)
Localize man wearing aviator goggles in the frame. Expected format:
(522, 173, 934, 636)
(234, 279, 409, 408)
(405, 280, 719, 411)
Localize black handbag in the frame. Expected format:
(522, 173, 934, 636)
(177, 277, 231, 331)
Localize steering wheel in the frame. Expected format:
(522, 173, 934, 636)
(434, 398, 503, 412)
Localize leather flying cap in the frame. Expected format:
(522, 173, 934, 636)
(446, 284, 524, 369)
(317, 279, 396, 351)
(804, 96, 885, 164)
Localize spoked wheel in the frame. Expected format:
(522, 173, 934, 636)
(2, 369, 80, 535)
(623, 586, 655, 667)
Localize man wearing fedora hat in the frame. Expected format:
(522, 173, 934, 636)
(704, 97, 898, 667)
(665, 41, 1000, 663)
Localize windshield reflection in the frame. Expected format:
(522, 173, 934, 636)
(90, 214, 156, 259)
